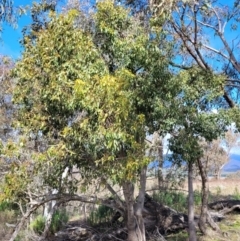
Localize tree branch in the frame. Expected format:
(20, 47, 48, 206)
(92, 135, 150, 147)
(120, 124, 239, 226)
(203, 44, 230, 62)
(223, 91, 235, 108)
(169, 61, 192, 70)
(171, 22, 206, 69)
(9, 193, 124, 241)
(211, 7, 222, 33)
(218, 31, 240, 72)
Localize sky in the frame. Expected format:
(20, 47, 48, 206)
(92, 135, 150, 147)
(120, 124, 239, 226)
(1, 0, 238, 58)
(0, 0, 33, 59)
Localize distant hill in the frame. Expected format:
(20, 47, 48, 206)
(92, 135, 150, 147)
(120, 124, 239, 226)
(222, 154, 240, 172)
(149, 154, 240, 173)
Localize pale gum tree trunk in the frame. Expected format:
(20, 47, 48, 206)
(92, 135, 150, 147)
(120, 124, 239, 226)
(123, 166, 147, 241)
(39, 202, 59, 241)
(188, 162, 197, 241)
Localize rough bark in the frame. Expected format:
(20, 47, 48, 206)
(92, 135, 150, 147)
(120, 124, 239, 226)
(121, 166, 147, 241)
(123, 181, 139, 241)
(188, 162, 197, 241)
(157, 138, 164, 189)
(197, 158, 221, 234)
(197, 158, 208, 235)
(135, 166, 147, 241)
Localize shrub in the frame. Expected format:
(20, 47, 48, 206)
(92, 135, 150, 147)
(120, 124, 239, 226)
(50, 209, 69, 233)
(0, 201, 18, 211)
(30, 215, 45, 235)
(30, 210, 69, 235)
(88, 205, 114, 225)
(193, 190, 202, 206)
(233, 187, 240, 200)
(152, 190, 187, 212)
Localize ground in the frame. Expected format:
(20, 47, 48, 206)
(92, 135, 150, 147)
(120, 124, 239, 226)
(1, 176, 240, 241)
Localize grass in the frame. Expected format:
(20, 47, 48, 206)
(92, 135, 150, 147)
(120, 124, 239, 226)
(30, 209, 69, 235)
(166, 231, 188, 241)
(0, 201, 18, 240)
(152, 179, 240, 241)
(88, 204, 114, 226)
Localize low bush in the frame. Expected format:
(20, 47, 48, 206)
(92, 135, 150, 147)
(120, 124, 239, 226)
(30, 209, 69, 235)
(30, 215, 45, 235)
(50, 209, 69, 233)
(88, 205, 114, 225)
(0, 201, 18, 211)
(152, 190, 187, 212)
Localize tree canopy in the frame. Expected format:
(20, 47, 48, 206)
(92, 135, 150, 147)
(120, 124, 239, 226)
(0, 0, 240, 241)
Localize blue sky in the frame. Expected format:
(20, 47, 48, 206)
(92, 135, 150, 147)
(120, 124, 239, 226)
(1, 0, 238, 59)
(0, 0, 33, 59)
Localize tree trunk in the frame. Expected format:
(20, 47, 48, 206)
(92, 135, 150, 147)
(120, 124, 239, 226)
(39, 202, 59, 241)
(9, 204, 39, 241)
(157, 138, 164, 189)
(123, 166, 147, 241)
(188, 162, 197, 241)
(216, 168, 221, 180)
(197, 158, 208, 235)
(135, 166, 147, 241)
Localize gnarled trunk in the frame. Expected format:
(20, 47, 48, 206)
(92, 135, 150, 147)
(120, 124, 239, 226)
(197, 158, 208, 234)
(197, 158, 221, 234)
(123, 166, 147, 241)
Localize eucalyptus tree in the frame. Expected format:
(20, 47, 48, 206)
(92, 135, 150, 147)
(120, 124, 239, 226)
(166, 0, 240, 108)
(123, 0, 240, 238)
(0, 56, 16, 179)
(168, 67, 232, 238)
(9, 1, 177, 240)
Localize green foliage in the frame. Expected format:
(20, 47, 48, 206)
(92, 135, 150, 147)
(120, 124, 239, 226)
(50, 209, 69, 234)
(168, 67, 232, 166)
(193, 190, 202, 206)
(0, 201, 18, 211)
(152, 190, 187, 212)
(30, 215, 46, 235)
(30, 210, 69, 235)
(1, 160, 32, 202)
(88, 205, 114, 225)
(152, 190, 203, 211)
(233, 187, 240, 200)
(12, 0, 173, 194)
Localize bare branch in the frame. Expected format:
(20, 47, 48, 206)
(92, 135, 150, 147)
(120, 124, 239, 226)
(9, 192, 125, 241)
(171, 21, 206, 69)
(203, 44, 230, 62)
(196, 19, 218, 31)
(169, 61, 192, 70)
(218, 32, 240, 72)
(223, 91, 235, 108)
(226, 78, 240, 83)
(211, 7, 222, 33)
(225, 83, 240, 88)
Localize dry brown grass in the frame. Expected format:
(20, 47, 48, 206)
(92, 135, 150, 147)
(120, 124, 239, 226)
(192, 178, 240, 196)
